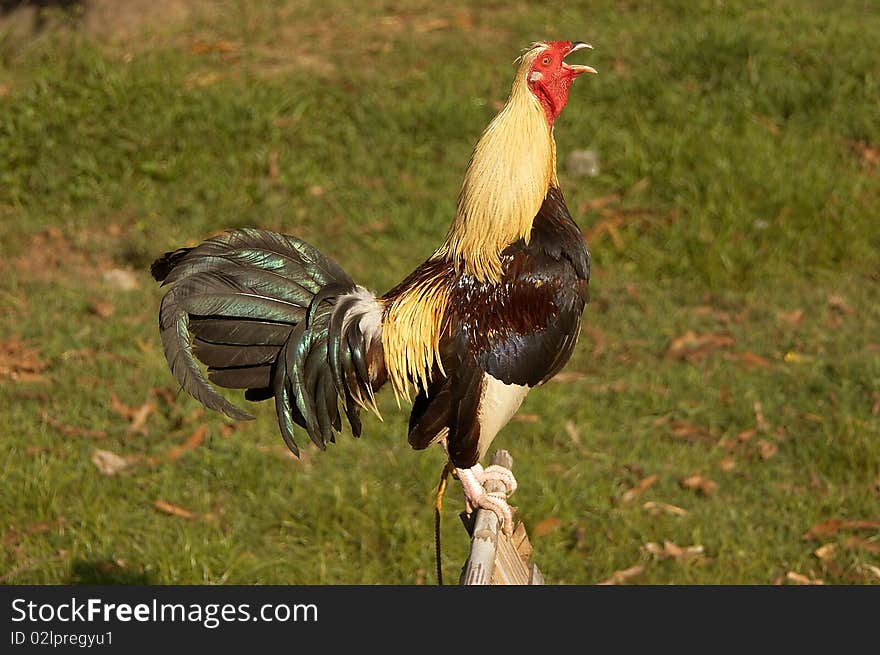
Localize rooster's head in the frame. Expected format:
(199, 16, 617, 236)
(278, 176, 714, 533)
(436, 39, 597, 282)
(524, 41, 596, 125)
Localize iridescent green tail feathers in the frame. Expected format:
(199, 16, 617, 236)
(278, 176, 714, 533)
(151, 228, 384, 456)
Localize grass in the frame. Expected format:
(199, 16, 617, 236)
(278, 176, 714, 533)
(0, 0, 878, 585)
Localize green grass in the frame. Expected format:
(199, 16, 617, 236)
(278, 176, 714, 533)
(1, 0, 878, 584)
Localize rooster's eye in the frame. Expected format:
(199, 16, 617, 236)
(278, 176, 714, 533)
(541, 56, 552, 65)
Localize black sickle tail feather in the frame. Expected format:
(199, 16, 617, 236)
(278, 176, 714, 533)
(152, 228, 384, 456)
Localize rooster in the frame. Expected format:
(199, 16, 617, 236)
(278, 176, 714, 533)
(151, 41, 596, 534)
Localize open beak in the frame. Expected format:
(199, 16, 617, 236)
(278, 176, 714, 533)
(563, 41, 597, 77)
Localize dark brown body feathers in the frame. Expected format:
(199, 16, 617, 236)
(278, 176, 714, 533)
(403, 186, 590, 467)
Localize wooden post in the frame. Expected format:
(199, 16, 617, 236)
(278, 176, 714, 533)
(459, 450, 545, 585)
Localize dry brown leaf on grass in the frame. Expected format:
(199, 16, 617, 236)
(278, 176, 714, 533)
(718, 456, 736, 472)
(589, 379, 629, 394)
(857, 563, 880, 581)
(40, 410, 107, 439)
(803, 519, 880, 540)
(691, 305, 732, 323)
(512, 413, 541, 423)
(88, 299, 115, 318)
(584, 218, 626, 250)
(165, 425, 207, 461)
(786, 571, 824, 585)
(533, 518, 563, 537)
(185, 71, 223, 89)
(377, 15, 452, 34)
(413, 17, 449, 33)
(579, 193, 621, 212)
(826, 294, 854, 315)
(850, 140, 880, 169)
(91, 449, 133, 476)
(129, 403, 154, 433)
(219, 423, 237, 438)
(153, 500, 195, 519)
(642, 501, 689, 517)
(572, 525, 589, 550)
(692, 304, 749, 325)
(109, 393, 156, 434)
(651, 416, 715, 443)
(845, 536, 880, 554)
(102, 268, 140, 291)
(152, 386, 177, 407)
(182, 406, 205, 425)
(612, 59, 629, 76)
(267, 150, 280, 181)
(800, 412, 824, 426)
(717, 436, 735, 451)
(550, 371, 585, 383)
(621, 474, 659, 503)
(0, 338, 48, 383)
(109, 393, 138, 418)
(643, 540, 705, 560)
(753, 401, 770, 433)
(598, 564, 645, 585)
(680, 474, 718, 497)
(753, 113, 781, 135)
(189, 40, 239, 55)
(582, 325, 606, 357)
(777, 309, 805, 327)
(814, 543, 837, 561)
(563, 420, 607, 459)
(757, 439, 779, 460)
(668, 420, 715, 443)
(452, 10, 474, 31)
(738, 428, 757, 443)
(725, 351, 771, 368)
(564, 420, 581, 448)
(61, 348, 136, 365)
(625, 283, 645, 308)
(89, 559, 131, 578)
(357, 220, 388, 235)
(666, 331, 734, 361)
(135, 338, 155, 354)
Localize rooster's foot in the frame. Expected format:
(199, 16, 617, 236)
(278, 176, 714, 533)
(472, 463, 518, 496)
(457, 465, 516, 536)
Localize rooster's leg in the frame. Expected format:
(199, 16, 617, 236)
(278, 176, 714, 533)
(457, 465, 516, 536)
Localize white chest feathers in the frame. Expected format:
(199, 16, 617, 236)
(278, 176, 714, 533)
(476, 374, 530, 460)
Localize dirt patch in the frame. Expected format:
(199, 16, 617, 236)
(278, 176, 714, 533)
(11, 224, 128, 283)
(0, 0, 216, 41)
(2, 1, 504, 79)
(83, 0, 221, 41)
(0, 338, 47, 382)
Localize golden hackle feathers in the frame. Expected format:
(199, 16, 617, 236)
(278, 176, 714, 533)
(381, 273, 450, 402)
(435, 43, 558, 283)
(381, 43, 562, 400)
